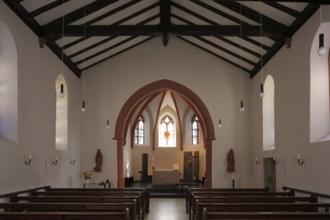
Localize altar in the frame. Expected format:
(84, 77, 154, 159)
(152, 170, 180, 185)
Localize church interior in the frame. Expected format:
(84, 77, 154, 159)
(1, 0, 330, 219)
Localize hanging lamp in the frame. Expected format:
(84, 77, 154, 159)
(318, 4, 327, 56)
(259, 13, 265, 98)
(81, 7, 87, 112)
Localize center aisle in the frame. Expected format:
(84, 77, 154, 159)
(145, 198, 188, 220)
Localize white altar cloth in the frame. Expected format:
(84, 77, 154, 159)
(152, 170, 180, 185)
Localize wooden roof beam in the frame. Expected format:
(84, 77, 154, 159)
(44, 24, 286, 38)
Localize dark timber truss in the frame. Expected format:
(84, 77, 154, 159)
(3, 0, 327, 78)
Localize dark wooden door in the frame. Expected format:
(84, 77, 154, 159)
(141, 153, 148, 184)
(264, 157, 276, 192)
(184, 151, 193, 181)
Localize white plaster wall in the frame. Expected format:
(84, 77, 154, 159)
(82, 35, 252, 188)
(250, 6, 330, 194)
(0, 2, 82, 194)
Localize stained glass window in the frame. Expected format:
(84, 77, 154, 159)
(134, 116, 144, 145)
(159, 116, 176, 147)
(192, 115, 200, 145)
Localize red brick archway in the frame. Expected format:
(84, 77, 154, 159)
(114, 79, 215, 188)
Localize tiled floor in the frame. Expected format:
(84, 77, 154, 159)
(145, 198, 188, 220)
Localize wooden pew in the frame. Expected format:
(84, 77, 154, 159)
(202, 210, 330, 220)
(186, 188, 270, 213)
(0, 202, 136, 220)
(45, 187, 150, 213)
(32, 190, 146, 215)
(190, 196, 317, 220)
(187, 191, 294, 214)
(195, 202, 330, 220)
(10, 196, 143, 220)
(0, 210, 130, 220)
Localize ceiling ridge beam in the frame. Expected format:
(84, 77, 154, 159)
(161, 0, 171, 32)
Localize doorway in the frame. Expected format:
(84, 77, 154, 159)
(263, 157, 276, 192)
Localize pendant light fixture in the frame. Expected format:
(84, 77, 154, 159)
(81, 7, 87, 112)
(259, 13, 265, 98)
(60, 1, 65, 98)
(239, 4, 245, 112)
(318, 4, 327, 56)
(218, 119, 223, 128)
(318, 33, 326, 56)
(60, 84, 64, 97)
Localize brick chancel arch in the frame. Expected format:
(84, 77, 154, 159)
(114, 79, 215, 188)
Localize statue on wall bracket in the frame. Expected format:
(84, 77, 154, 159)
(94, 149, 103, 172)
(227, 148, 235, 173)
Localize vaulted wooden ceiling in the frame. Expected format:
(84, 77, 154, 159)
(3, 0, 327, 78)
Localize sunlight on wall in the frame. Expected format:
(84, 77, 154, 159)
(310, 22, 330, 143)
(0, 22, 18, 143)
(263, 75, 275, 151)
(55, 74, 68, 150)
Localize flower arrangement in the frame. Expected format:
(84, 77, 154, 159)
(82, 171, 93, 179)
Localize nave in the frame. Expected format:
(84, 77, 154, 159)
(146, 198, 187, 220)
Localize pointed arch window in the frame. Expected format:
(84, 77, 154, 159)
(262, 75, 275, 151)
(55, 74, 68, 151)
(192, 115, 200, 145)
(0, 22, 18, 142)
(310, 22, 330, 142)
(159, 115, 176, 147)
(134, 116, 144, 145)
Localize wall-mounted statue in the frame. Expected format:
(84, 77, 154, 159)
(94, 149, 103, 172)
(227, 148, 235, 173)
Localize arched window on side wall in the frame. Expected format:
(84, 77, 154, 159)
(263, 75, 275, 151)
(192, 115, 200, 145)
(134, 116, 144, 145)
(55, 74, 68, 151)
(159, 115, 176, 147)
(310, 22, 330, 143)
(0, 21, 18, 142)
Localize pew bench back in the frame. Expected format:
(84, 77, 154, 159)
(0, 210, 130, 220)
(202, 210, 330, 220)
